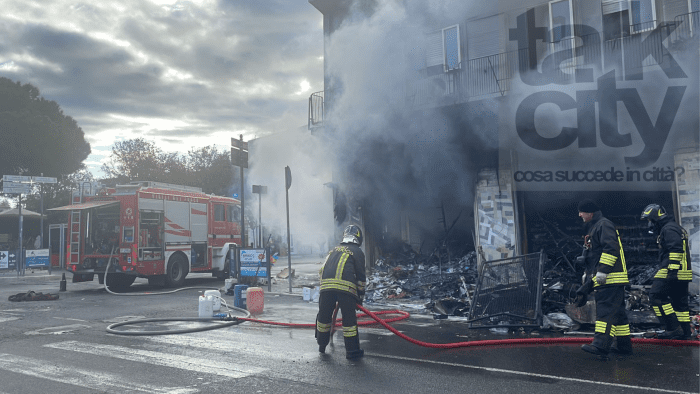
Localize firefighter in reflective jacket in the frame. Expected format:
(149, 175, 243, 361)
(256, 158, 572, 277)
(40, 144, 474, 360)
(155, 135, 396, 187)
(575, 199, 631, 356)
(315, 224, 367, 359)
(642, 204, 693, 339)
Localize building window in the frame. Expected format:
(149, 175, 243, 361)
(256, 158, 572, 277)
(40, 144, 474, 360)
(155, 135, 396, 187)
(602, 5, 630, 41)
(214, 204, 225, 222)
(227, 205, 240, 222)
(549, 0, 576, 69)
(443, 25, 461, 71)
(425, 24, 462, 74)
(549, 0, 573, 43)
(629, 0, 655, 33)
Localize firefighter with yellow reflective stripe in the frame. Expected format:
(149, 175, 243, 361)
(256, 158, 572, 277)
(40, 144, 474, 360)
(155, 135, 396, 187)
(576, 199, 631, 356)
(641, 204, 693, 340)
(315, 224, 367, 359)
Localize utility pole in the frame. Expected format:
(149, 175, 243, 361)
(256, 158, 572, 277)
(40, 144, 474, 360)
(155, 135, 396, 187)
(231, 136, 249, 248)
(18, 193, 23, 276)
(40, 174, 44, 250)
(285, 166, 292, 293)
(252, 185, 267, 248)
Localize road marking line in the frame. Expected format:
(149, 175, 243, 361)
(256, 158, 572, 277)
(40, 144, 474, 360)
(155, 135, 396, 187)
(368, 353, 697, 394)
(53, 317, 88, 322)
(147, 330, 318, 359)
(103, 315, 147, 323)
(46, 340, 267, 379)
(0, 353, 197, 394)
(360, 328, 395, 336)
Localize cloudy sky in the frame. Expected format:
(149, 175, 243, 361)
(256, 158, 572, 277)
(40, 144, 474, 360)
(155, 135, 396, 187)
(0, 0, 323, 177)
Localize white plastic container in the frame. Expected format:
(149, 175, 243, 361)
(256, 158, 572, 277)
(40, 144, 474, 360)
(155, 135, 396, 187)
(224, 279, 235, 292)
(312, 286, 320, 303)
(302, 287, 312, 301)
(204, 290, 221, 311)
(198, 295, 214, 317)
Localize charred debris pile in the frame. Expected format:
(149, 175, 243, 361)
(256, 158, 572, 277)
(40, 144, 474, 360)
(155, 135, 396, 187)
(364, 216, 698, 331)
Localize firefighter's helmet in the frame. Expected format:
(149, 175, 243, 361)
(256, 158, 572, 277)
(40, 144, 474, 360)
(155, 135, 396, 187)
(342, 225, 363, 246)
(640, 203, 666, 222)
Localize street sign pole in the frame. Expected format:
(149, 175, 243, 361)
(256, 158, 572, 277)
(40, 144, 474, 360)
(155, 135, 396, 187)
(252, 185, 267, 248)
(41, 182, 46, 274)
(258, 192, 262, 247)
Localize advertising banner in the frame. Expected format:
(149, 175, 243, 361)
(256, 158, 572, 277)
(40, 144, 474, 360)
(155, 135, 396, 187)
(501, 9, 699, 191)
(25, 249, 50, 268)
(239, 248, 269, 277)
(0, 250, 18, 270)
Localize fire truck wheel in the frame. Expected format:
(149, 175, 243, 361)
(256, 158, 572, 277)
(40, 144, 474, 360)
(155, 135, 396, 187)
(166, 254, 188, 287)
(105, 273, 136, 291)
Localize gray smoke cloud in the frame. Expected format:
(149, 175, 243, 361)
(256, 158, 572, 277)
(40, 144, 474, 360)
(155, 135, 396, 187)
(247, 127, 335, 255)
(321, 0, 488, 244)
(249, 1, 698, 254)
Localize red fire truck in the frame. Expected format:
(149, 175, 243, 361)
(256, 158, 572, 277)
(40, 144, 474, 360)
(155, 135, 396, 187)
(49, 181, 242, 289)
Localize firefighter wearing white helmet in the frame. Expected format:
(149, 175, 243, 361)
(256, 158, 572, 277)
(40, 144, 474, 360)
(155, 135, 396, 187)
(315, 224, 366, 359)
(642, 203, 693, 340)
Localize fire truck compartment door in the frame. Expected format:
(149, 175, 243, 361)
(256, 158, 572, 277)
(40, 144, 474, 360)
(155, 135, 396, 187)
(48, 201, 119, 211)
(164, 200, 190, 243)
(190, 202, 207, 242)
(139, 198, 164, 211)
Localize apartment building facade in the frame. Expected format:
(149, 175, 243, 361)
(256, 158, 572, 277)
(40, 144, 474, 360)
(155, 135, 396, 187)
(309, 0, 699, 289)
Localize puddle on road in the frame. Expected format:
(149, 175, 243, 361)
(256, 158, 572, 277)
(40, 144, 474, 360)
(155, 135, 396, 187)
(25, 324, 91, 335)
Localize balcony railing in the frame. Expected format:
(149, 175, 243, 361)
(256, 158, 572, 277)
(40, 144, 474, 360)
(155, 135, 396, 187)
(672, 11, 700, 44)
(308, 90, 324, 130)
(406, 48, 525, 108)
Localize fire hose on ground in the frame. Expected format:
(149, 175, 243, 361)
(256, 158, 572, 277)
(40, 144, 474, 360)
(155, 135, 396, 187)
(106, 299, 700, 349)
(100, 245, 699, 346)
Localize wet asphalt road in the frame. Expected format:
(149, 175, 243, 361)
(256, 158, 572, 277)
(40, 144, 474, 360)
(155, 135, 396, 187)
(0, 264, 698, 394)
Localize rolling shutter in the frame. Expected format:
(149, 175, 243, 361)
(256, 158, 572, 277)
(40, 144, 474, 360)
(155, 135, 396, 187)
(467, 15, 500, 59)
(602, 0, 629, 14)
(425, 31, 443, 68)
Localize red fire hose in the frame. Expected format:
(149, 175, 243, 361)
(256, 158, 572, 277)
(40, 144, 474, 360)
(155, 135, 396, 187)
(237, 308, 409, 327)
(239, 305, 699, 349)
(355, 305, 699, 349)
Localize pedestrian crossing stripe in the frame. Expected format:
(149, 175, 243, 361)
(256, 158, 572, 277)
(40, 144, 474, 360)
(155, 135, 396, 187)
(45, 340, 267, 379)
(146, 331, 319, 359)
(0, 353, 197, 394)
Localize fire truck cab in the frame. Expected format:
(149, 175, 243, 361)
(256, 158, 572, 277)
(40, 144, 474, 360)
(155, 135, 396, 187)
(49, 181, 242, 290)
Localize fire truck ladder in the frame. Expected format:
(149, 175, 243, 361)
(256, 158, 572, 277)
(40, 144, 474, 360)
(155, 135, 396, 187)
(69, 210, 81, 265)
(69, 193, 83, 266)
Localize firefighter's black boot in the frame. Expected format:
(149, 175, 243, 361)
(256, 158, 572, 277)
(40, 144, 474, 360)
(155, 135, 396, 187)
(581, 334, 612, 356)
(316, 327, 330, 354)
(344, 336, 364, 360)
(609, 336, 633, 355)
(317, 331, 330, 353)
(657, 315, 684, 339)
(680, 322, 692, 340)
